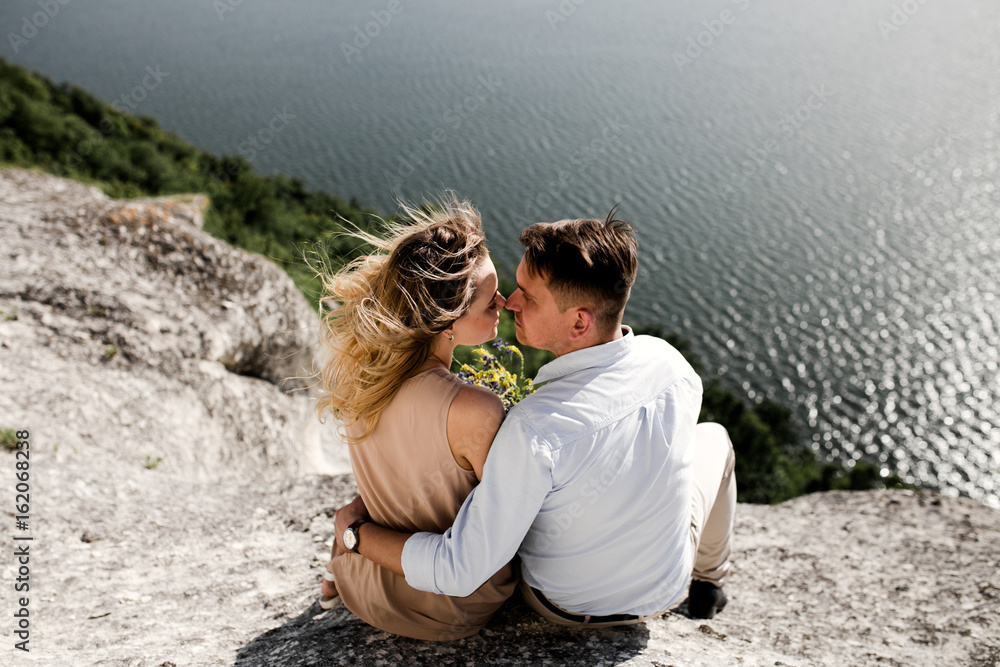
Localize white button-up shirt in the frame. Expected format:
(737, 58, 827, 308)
(402, 327, 703, 615)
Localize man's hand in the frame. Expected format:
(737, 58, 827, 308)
(332, 494, 369, 558)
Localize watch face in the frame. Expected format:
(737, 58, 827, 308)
(343, 528, 357, 551)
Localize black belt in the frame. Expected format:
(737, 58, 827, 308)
(530, 586, 640, 624)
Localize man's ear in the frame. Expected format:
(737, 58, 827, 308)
(567, 308, 594, 342)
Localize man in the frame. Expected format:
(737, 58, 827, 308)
(329, 209, 736, 627)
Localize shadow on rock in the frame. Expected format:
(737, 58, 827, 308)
(236, 592, 651, 666)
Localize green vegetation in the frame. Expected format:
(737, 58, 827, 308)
(102, 343, 118, 360)
(144, 456, 162, 470)
(456, 339, 536, 411)
(1, 429, 18, 451)
(0, 56, 376, 308)
(0, 57, 910, 502)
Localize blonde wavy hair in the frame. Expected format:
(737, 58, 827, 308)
(314, 195, 489, 444)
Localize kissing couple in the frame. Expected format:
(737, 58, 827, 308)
(315, 195, 736, 640)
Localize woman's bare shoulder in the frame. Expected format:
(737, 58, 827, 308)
(450, 383, 505, 423)
(447, 384, 505, 479)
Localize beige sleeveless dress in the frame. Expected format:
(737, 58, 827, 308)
(330, 366, 517, 641)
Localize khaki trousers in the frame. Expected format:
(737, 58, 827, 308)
(522, 421, 737, 628)
(688, 422, 737, 586)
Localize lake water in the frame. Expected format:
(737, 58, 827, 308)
(3, 0, 998, 507)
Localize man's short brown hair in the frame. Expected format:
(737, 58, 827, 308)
(519, 207, 638, 337)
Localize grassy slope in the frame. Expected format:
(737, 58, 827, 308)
(0, 56, 377, 308)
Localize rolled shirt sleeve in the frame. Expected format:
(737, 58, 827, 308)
(402, 413, 553, 596)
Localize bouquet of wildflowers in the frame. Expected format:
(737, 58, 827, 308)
(456, 338, 535, 411)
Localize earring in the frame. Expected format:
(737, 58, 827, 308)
(448, 332, 455, 341)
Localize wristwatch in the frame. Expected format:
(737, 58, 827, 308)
(342, 518, 369, 553)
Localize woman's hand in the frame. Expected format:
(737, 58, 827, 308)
(322, 494, 370, 601)
(324, 493, 408, 579)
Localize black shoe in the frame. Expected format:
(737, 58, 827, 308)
(687, 580, 728, 619)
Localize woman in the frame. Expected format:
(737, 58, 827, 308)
(314, 196, 517, 641)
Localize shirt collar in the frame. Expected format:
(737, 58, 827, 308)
(534, 326, 634, 386)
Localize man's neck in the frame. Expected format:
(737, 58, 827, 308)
(552, 326, 624, 358)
